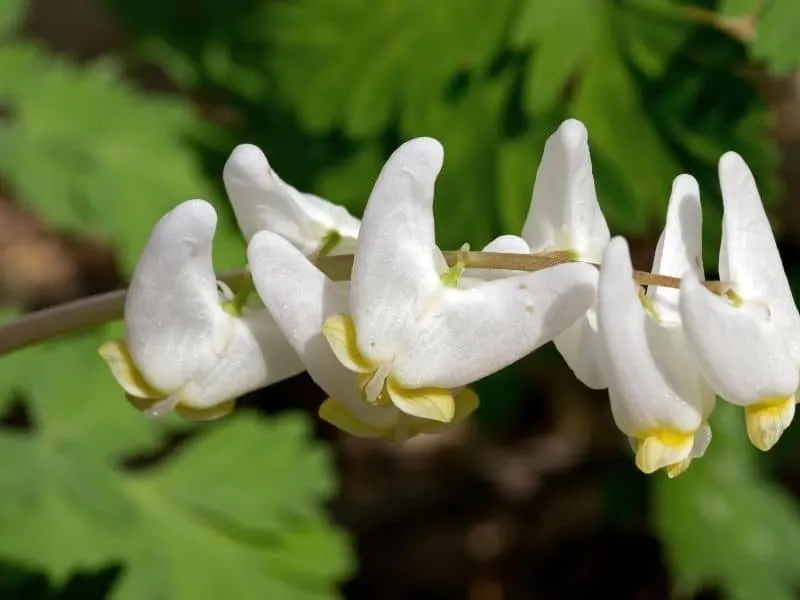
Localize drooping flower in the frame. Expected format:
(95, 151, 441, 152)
(285, 136, 596, 424)
(99, 200, 305, 421)
(680, 152, 800, 451)
(519, 119, 610, 389)
(598, 176, 715, 477)
(247, 231, 477, 442)
(223, 143, 360, 256)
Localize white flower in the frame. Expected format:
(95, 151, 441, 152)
(520, 119, 610, 389)
(247, 231, 476, 442)
(276, 137, 596, 422)
(680, 152, 800, 451)
(223, 144, 360, 256)
(99, 200, 305, 421)
(598, 176, 715, 477)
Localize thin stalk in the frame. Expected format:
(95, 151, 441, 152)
(0, 250, 728, 357)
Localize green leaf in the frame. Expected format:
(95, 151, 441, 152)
(0, 414, 353, 599)
(267, 0, 516, 138)
(750, 0, 800, 74)
(571, 10, 678, 234)
(513, 0, 599, 116)
(718, 0, 761, 17)
(144, 413, 336, 535)
(0, 43, 224, 271)
(0, 0, 23, 37)
(654, 403, 800, 600)
(24, 328, 168, 461)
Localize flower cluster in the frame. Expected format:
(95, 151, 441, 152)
(100, 119, 800, 477)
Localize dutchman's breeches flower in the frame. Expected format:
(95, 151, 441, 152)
(599, 176, 715, 477)
(680, 152, 800, 451)
(321, 136, 599, 425)
(247, 137, 599, 441)
(519, 119, 610, 390)
(223, 144, 360, 257)
(99, 200, 305, 421)
(247, 232, 475, 442)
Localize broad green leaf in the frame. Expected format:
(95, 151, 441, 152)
(0, 43, 220, 271)
(655, 403, 800, 600)
(24, 328, 168, 461)
(267, 0, 516, 138)
(751, 0, 800, 74)
(513, 0, 599, 115)
(0, 414, 353, 599)
(571, 10, 678, 234)
(0, 0, 23, 37)
(718, 0, 761, 17)
(144, 413, 336, 535)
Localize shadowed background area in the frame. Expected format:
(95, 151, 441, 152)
(2, 0, 800, 598)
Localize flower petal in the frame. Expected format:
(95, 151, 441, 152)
(745, 395, 796, 451)
(647, 174, 703, 324)
(553, 309, 607, 390)
(350, 138, 444, 364)
(321, 313, 373, 373)
(679, 270, 799, 406)
(248, 231, 398, 430)
(391, 262, 599, 389)
(223, 144, 359, 254)
(177, 309, 306, 409)
(318, 398, 388, 438)
(521, 119, 609, 261)
(125, 200, 234, 394)
(98, 339, 162, 399)
(412, 387, 480, 434)
(599, 237, 712, 436)
(719, 153, 800, 349)
(385, 378, 455, 422)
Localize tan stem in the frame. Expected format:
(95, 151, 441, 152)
(0, 250, 728, 357)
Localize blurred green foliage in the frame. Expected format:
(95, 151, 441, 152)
(2, 0, 800, 597)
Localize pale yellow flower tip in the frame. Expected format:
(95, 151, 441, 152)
(175, 400, 236, 422)
(318, 398, 386, 438)
(321, 313, 372, 373)
(745, 395, 796, 451)
(634, 429, 694, 475)
(98, 339, 162, 400)
(664, 459, 692, 479)
(386, 378, 455, 423)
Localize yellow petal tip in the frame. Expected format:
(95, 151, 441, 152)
(386, 379, 455, 423)
(745, 395, 795, 451)
(319, 398, 386, 439)
(634, 429, 694, 475)
(175, 399, 236, 422)
(321, 313, 372, 373)
(98, 339, 162, 401)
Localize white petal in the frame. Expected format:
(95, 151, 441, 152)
(553, 309, 607, 390)
(646, 174, 704, 324)
(248, 231, 398, 429)
(680, 269, 798, 406)
(350, 137, 444, 363)
(521, 119, 609, 261)
(180, 309, 306, 408)
(390, 262, 599, 389)
(125, 200, 233, 393)
(718, 152, 800, 356)
(598, 237, 711, 435)
(465, 235, 531, 281)
(223, 144, 360, 254)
